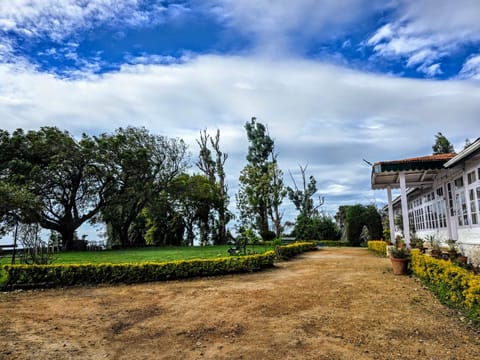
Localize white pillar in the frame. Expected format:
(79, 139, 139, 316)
(387, 187, 395, 243)
(399, 172, 410, 247)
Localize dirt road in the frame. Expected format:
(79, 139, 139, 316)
(1, 248, 479, 359)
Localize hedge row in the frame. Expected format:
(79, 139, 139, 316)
(275, 241, 317, 259)
(367, 240, 387, 256)
(0, 242, 317, 290)
(410, 250, 480, 322)
(0, 252, 275, 290)
(317, 240, 351, 247)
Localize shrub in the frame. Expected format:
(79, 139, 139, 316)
(0, 252, 276, 290)
(367, 240, 387, 256)
(0, 242, 318, 290)
(410, 250, 480, 323)
(274, 241, 317, 260)
(317, 240, 351, 247)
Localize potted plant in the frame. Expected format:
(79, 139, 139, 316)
(390, 247, 410, 275)
(426, 234, 442, 258)
(446, 239, 458, 259)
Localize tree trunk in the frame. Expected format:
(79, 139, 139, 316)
(60, 228, 75, 251)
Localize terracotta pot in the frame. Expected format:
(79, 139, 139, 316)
(457, 256, 468, 264)
(391, 258, 409, 275)
(431, 249, 442, 259)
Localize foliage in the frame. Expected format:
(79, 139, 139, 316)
(237, 117, 285, 239)
(0, 182, 40, 236)
(410, 250, 480, 322)
(367, 240, 387, 257)
(432, 132, 455, 154)
(98, 127, 188, 248)
(287, 164, 324, 220)
(0, 245, 274, 265)
(0, 243, 317, 289)
(344, 204, 382, 246)
(293, 214, 341, 241)
(317, 240, 351, 247)
(273, 241, 317, 260)
(0, 127, 110, 250)
(196, 129, 231, 244)
(390, 247, 410, 259)
(0, 252, 276, 290)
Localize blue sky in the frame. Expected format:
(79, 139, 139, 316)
(1, 0, 480, 239)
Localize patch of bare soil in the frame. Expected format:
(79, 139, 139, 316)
(1, 248, 479, 359)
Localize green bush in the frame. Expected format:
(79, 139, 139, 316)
(0, 252, 276, 290)
(317, 240, 351, 247)
(275, 241, 317, 260)
(0, 242, 318, 290)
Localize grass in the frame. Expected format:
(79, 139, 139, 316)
(0, 244, 274, 265)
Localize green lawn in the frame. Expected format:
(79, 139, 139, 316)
(0, 244, 273, 265)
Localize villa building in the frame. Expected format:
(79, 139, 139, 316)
(371, 137, 480, 258)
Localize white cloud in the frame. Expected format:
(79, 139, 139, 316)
(205, 0, 383, 54)
(459, 55, 480, 80)
(367, 0, 480, 76)
(1, 55, 479, 219)
(0, 0, 190, 63)
(0, 1, 185, 40)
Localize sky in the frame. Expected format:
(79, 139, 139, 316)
(1, 0, 480, 240)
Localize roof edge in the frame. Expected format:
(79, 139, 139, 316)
(444, 138, 480, 168)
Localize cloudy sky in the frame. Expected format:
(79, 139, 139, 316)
(1, 0, 480, 237)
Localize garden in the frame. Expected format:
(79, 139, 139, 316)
(1, 247, 479, 359)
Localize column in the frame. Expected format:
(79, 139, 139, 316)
(399, 172, 411, 247)
(387, 186, 395, 244)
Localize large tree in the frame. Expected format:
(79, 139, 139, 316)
(432, 132, 455, 154)
(237, 117, 284, 239)
(98, 127, 188, 248)
(0, 127, 109, 250)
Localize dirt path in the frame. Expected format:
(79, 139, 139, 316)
(1, 248, 479, 359)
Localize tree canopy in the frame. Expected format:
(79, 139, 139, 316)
(432, 132, 455, 154)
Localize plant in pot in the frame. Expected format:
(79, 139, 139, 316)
(410, 236, 424, 252)
(390, 247, 410, 275)
(426, 234, 442, 258)
(446, 239, 458, 260)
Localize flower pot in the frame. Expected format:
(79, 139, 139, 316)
(390, 258, 409, 275)
(457, 256, 468, 265)
(431, 249, 442, 259)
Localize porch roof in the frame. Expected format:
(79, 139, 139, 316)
(371, 153, 455, 190)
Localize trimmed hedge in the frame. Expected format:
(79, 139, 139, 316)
(410, 250, 480, 322)
(367, 240, 387, 256)
(0, 252, 275, 290)
(0, 242, 317, 290)
(275, 241, 317, 259)
(317, 240, 351, 247)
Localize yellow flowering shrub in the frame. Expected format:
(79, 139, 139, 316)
(410, 250, 480, 321)
(368, 240, 387, 257)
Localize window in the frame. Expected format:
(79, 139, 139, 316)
(470, 189, 478, 225)
(468, 171, 477, 185)
(436, 187, 444, 197)
(456, 191, 469, 226)
(455, 177, 464, 188)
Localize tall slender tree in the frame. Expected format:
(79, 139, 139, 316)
(196, 129, 230, 244)
(237, 117, 284, 239)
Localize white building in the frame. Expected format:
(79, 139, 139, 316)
(371, 138, 480, 257)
